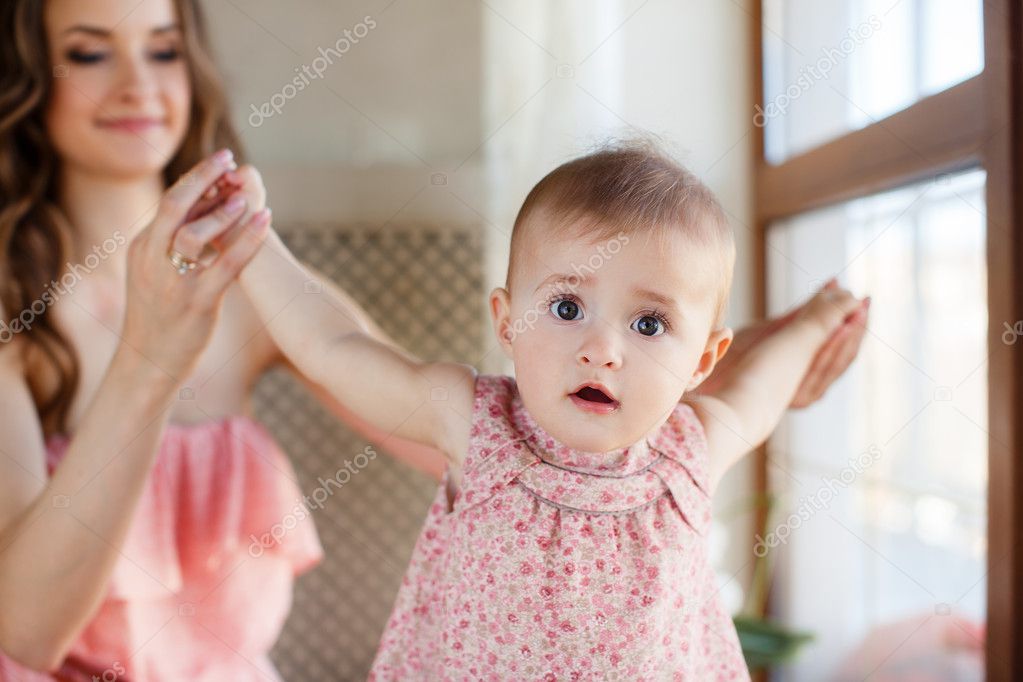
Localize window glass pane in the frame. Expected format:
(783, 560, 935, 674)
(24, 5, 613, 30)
(764, 169, 987, 681)
(761, 0, 985, 163)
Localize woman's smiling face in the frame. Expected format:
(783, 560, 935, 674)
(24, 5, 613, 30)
(490, 216, 733, 454)
(44, 0, 191, 180)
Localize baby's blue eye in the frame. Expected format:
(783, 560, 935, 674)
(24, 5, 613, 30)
(550, 298, 582, 321)
(632, 315, 664, 337)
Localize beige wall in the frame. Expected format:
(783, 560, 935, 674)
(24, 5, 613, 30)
(207, 0, 756, 630)
(204, 0, 486, 227)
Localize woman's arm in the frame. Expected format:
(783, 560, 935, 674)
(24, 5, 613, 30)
(0, 342, 177, 670)
(0, 152, 268, 670)
(694, 284, 865, 492)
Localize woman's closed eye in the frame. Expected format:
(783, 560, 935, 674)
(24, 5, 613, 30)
(66, 48, 108, 64)
(64, 47, 182, 65)
(150, 47, 181, 62)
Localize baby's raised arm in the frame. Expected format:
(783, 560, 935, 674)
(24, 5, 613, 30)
(694, 281, 864, 492)
(239, 228, 477, 467)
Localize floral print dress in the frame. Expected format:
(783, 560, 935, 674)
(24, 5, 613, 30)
(369, 374, 750, 681)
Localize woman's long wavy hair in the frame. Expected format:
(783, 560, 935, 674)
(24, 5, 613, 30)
(0, 0, 244, 435)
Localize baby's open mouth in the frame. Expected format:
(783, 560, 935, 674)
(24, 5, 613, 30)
(574, 386, 615, 404)
(569, 384, 621, 414)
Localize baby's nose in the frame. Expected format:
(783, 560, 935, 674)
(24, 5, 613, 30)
(576, 331, 622, 369)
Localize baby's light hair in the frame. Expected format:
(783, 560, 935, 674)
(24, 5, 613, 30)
(507, 138, 735, 328)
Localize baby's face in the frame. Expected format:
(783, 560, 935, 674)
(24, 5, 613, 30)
(490, 219, 732, 453)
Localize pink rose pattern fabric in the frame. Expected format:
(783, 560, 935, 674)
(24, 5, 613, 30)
(370, 374, 750, 681)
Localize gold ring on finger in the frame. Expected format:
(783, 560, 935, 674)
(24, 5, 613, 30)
(168, 249, 201, 276)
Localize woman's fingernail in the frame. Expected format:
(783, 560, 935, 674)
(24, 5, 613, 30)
(246, 208, 272, 234)
(214, 148, 234, 165)
(225, 195, 246, 214)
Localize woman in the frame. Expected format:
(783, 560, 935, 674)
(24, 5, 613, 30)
(0, 0, 868, 679)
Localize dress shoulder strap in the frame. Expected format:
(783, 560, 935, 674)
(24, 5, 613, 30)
(452, 375, 536, 513)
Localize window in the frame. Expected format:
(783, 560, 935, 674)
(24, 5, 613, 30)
(762, 0, 984, 163)
(751, 1, 1021, 679)
(765, 170, 987, 680)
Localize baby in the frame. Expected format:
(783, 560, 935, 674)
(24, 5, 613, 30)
(237, 141, 863, 680)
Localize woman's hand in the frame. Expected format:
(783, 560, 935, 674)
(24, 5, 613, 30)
(119, 150, 272, 386)
(790, 279, 870, 406)
(700, 279, 870, 408)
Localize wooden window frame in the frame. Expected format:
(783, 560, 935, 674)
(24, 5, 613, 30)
(749, 1, 1022, 679)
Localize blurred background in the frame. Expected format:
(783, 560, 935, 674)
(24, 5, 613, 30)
(199, 0, 1006, 680)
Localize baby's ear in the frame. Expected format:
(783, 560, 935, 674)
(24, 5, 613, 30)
(687, 327, 733, 391)
(488, 287, 514, 358)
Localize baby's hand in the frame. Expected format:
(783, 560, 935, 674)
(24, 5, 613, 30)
(795, 278, 866, 340)
(182, 164, 268, 253)
(226, 165, 267, 219)
(184, 165, 266, 220)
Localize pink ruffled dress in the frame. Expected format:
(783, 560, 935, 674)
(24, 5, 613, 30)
(0, 415, 322, 681)
(370, 375, 750, 681)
